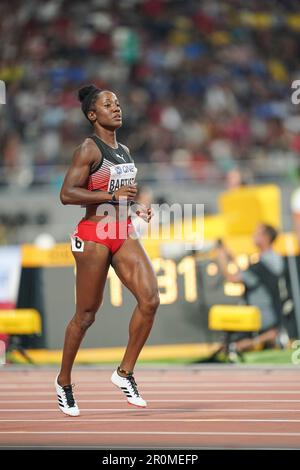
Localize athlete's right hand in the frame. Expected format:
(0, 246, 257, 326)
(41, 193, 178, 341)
(114, 184, 138, 201)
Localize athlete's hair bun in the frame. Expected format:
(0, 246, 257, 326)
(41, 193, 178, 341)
(78, 84, 102, 121)
(78, 85, 98, 103)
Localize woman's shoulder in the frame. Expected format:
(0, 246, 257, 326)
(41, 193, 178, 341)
(81, 136, 101, 151)
(80, 137, 102, 157)
(72, 138, 102, 166)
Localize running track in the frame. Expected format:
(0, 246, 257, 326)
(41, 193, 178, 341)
(1, 366, 300, 449)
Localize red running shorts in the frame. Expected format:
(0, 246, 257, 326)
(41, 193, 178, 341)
(72, 217, 135, 254)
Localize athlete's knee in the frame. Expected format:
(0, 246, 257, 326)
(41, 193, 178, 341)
(139, 290, 160, 317)
(74, 309, 97, 331)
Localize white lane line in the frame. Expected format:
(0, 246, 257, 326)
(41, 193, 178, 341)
(0, 445, 297, 450)
(0, 374, 253, 377)
(2, 399, 300, 403)
(2, 378, 300, 381)
(1, 381, 300, 388)
(1, 418, 300, 423)
(0, 390, 299, 396)
(1, 431, 300, 437)
(1, 375, 300, 380)
(1, 408, 300, 412)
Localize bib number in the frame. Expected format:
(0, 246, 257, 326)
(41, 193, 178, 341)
(71, 236, 84, 252)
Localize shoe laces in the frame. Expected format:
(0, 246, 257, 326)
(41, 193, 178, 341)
(126, 375, 140, 397)
(127, 375, 140, 397)
(62, 384, 76, 407)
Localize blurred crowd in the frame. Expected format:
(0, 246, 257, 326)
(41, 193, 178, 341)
(1, 0, 300, 187)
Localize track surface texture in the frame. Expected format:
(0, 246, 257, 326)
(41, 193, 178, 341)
(1, 365, 300, 449)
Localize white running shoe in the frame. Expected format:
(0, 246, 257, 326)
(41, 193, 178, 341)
(55, 374, 80, 416)
(111, 370, 147, 408)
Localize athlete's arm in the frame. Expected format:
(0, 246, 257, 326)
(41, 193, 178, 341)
(60, 139, 137, 205)
(121, 144, 153, 222)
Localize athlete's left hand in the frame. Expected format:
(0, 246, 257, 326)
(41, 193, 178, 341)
(136, 205, 153, 223)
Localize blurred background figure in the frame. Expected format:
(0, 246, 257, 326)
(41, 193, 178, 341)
(216, 224, 285, 353)
(225, 167, 243, 191)
(291, 166, 300, 246)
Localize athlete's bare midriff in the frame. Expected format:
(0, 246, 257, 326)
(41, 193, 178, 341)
(84, 203, 131, 222)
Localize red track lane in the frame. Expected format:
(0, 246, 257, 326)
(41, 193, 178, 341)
(1, 367, 300, 449)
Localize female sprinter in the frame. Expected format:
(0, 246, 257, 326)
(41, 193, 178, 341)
(55, 85, 160, 416)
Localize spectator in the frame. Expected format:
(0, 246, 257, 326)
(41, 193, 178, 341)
(290, 166, 300, 246)
(0, 0, 299, 190)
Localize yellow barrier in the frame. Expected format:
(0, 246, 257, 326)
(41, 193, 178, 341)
(22, 243, 74, 267)
(0, 309, 41, 335)
(209, 305, 261, 332)
(219, 184, 281, 236)
(8, 343, 220, 365)
(19, 231, 300, 268)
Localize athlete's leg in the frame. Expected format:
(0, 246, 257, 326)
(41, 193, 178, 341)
(111, 237, 160, 374)
(58, 241, 111, 386)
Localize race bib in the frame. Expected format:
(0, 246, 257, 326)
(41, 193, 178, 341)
(71, 235, 84, 252)
(108, 163, 137, 193)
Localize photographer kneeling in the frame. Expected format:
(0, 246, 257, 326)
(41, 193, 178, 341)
(216, 224, 284, 354)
